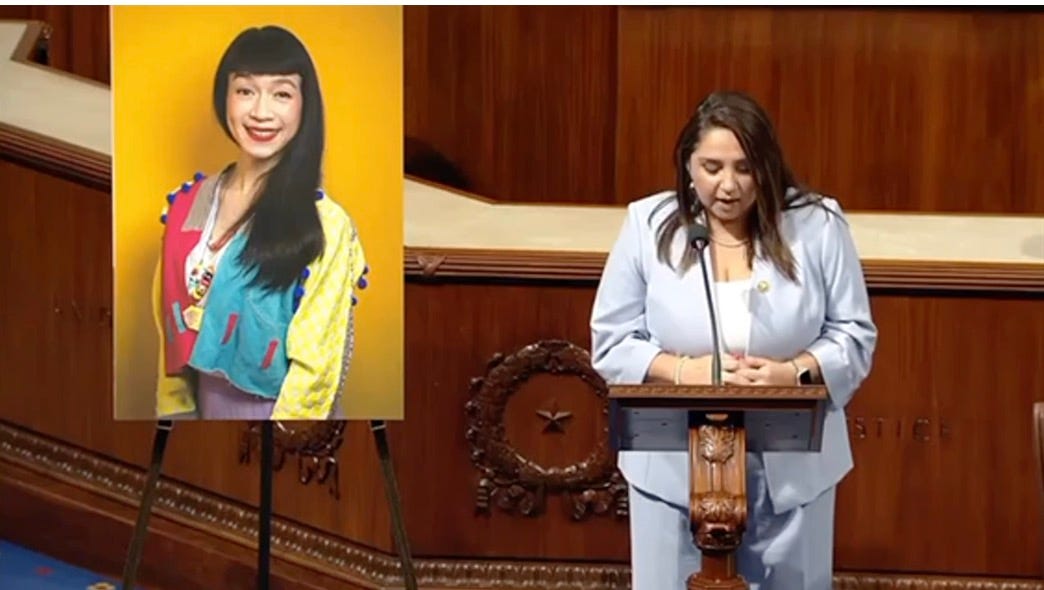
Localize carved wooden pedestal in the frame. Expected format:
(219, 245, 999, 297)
(687, 413, 747, 590)
(607, 384, 827, 590)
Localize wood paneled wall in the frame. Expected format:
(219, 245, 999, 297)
(405, 6, 1044, 214)
(404, 6, 618, 203)
(8, 6, 1042, 212)
(836, 293, 1043, 574)
(613, 7, 1044, 214)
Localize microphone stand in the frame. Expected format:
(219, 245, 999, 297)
(687, 224, 723, 387)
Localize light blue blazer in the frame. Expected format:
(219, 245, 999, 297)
(590, 190, 877, 515)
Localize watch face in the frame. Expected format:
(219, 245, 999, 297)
(798, 369, 813, 385)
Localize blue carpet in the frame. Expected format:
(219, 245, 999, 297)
(0, 540, 138, 590)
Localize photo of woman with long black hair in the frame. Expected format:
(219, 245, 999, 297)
(152, 25, 368, 421)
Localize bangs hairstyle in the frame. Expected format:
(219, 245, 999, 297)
(213, 25, 325, 291)
(652, 91, 830, 281)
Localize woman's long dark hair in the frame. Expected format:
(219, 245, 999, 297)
(653, 91, 826, 281)
(213, 25, 325, 291)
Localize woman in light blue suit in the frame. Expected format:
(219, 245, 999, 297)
(590, 91, 877, 589)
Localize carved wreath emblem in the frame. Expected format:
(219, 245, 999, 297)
(465, 340, 627, 520)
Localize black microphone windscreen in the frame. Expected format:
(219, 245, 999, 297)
(687, 224, 709, 249)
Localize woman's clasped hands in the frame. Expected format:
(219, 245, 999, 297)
(676, 353, 797, 386)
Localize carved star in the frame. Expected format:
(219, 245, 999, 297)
(536, 400, 573, 433)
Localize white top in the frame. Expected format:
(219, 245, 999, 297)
(714, 279, 752, 356)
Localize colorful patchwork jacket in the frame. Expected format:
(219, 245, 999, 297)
(151, 172, 368, 419)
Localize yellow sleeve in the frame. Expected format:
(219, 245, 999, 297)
(152, 258, 197, 417)
(271, 207, 366, 419)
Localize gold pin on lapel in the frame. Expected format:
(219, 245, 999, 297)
(756, 280, 770, 293)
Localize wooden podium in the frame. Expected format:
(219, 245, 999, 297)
(608, 384, 828, 589)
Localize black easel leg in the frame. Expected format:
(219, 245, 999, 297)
(370, 420, 418, 590)
(258, 421, 274, 590)
(121, 419, 173, 590)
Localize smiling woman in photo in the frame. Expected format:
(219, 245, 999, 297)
(151, 25, 368, 421)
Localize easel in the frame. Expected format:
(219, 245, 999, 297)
(120, 419, 418, 590)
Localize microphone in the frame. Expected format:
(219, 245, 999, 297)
(687, 224, 723, 387)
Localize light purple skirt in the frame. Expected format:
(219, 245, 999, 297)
(196, 372, 276, 420)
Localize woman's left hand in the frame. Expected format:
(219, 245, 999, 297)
(735, 355, 797, 386)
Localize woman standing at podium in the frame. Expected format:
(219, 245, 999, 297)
(590, 91, 877, 589)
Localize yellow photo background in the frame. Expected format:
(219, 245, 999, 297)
(111, 6, 403, 420)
